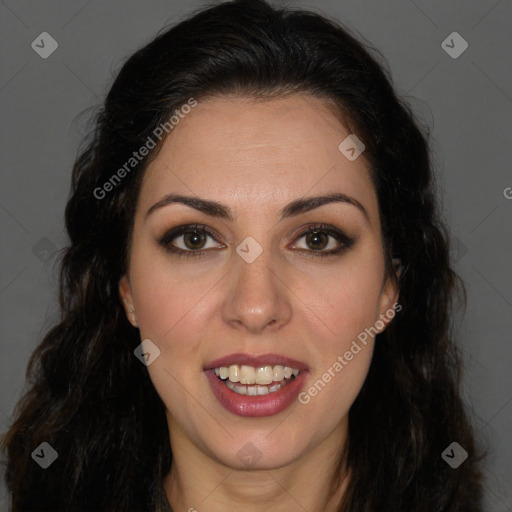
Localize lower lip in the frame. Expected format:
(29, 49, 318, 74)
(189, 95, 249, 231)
(205, 369, 308, 417)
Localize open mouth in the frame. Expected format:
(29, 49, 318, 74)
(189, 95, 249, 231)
(214, 364, 300, 396)
(204, 353, 309, 417)
(206, 365, 307, 417)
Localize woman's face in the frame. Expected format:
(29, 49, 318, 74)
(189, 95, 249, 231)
(120, 94, 398, 470)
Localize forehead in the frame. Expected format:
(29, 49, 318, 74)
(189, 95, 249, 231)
(139, 94, 377, 221)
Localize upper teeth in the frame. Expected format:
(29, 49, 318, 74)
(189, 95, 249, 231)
(214, 365, 300, 385)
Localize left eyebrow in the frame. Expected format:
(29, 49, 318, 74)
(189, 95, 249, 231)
(279, 193, 369, 223)
(145, 192, 369, 224)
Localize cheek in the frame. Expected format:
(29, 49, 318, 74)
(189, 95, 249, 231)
(128, 254, 215, 424)
(295, 293, 376, 437)
(294, 254, 385, 348)
(292, 256, 383, 417)
(129, 245, 217, 346)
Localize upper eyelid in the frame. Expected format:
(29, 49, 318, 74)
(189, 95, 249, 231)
(160, 224, 225, 244)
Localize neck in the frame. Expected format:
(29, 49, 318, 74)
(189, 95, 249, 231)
(163, 418, 349, 512)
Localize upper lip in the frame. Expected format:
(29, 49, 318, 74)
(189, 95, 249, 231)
(205, 352, 309, 371)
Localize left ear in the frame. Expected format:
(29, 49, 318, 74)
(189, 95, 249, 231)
(376, 258, 401, 332)
(119, 275, 139, 328)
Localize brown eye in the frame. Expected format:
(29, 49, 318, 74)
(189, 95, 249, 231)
(305, 231, 329, 251)
(291, 224, 356, 257)
(158, 224, 225, 257)
(183, 230, 207, 250)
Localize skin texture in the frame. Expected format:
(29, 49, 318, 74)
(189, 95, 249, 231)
(119, 94, 399, 511)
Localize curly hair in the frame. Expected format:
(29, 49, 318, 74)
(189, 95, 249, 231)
(1, 0, 483, 510)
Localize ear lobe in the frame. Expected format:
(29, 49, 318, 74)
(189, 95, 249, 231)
(118, 275, 132, 306)
(392, 257, 402, 280)
(377, 262, 401, 333)
(119, 275, 138, 327)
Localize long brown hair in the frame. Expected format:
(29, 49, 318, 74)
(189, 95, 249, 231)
(1, 1, 483, 510)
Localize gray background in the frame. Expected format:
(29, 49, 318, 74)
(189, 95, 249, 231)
(0, 0, 510, 510)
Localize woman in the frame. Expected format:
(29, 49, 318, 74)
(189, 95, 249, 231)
(1, 0, 483, 510)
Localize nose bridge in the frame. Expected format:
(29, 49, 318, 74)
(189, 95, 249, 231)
(222, 239, 292, 333)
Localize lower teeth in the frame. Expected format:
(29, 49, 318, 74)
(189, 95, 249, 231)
(221, 376, 294, 396)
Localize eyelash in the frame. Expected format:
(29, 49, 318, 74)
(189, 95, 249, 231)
(158, 223, 356, 259)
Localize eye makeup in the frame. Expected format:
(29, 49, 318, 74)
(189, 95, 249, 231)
(157, 222, 357, 259)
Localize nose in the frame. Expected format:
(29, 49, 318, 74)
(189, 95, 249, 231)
(221, 249, 292, 335)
